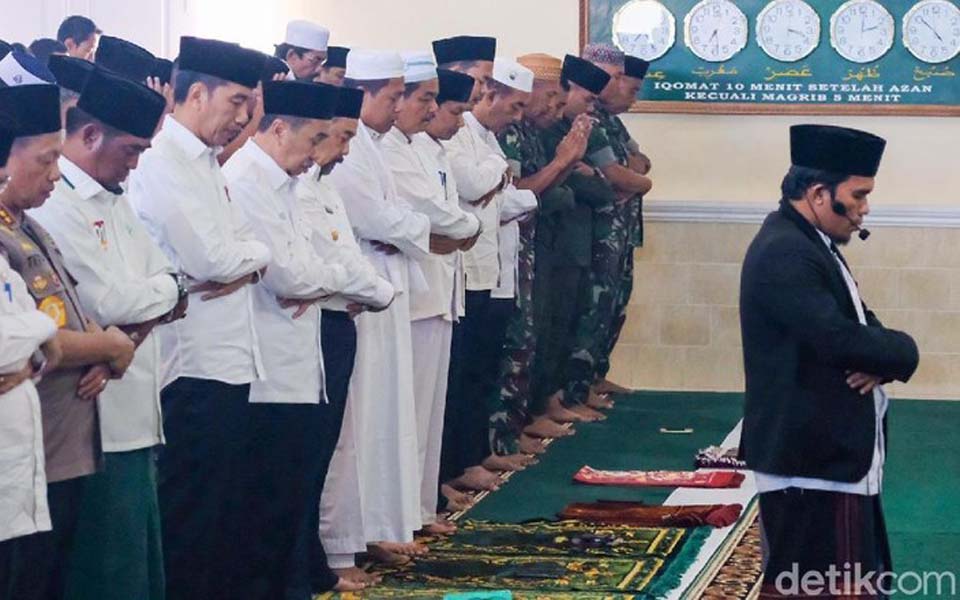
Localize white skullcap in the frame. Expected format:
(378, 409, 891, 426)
(0, 51, 54, 87)
(345, 49, 404, 81)
(492, 58, 534, 93)
(401, 51, 437, 83)
(284, 20, 330, 52)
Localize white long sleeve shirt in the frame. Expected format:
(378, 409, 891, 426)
(381, 128, 480, 321)
(443, 112, 509, 292)
(0, 256, 55, 542)
(31, 158, 180, 451)
(327, 121, 431, 295)
(224, 140, 351, 404)
(754, 230, 887, 496)
(295, 166, 395, 313)
(128, 115, 271, 387)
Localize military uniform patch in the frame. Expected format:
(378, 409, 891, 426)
(31, 274, 49, 292)
(39, 295, 67, 328)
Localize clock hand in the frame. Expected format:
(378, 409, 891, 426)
(787, 27, 803, 36)
(919, 16, 944, 42)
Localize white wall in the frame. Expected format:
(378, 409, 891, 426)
(3, 0, 956, 208)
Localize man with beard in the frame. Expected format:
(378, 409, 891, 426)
(127, 36, 271, 600)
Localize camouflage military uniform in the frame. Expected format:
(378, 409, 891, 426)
(488, 120, 546, 454)
(539, 117, 618, 409)
(594, 109, 644, 383)
(562, 111, 629, 407)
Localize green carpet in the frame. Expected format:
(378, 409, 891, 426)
(471, 392, 960, 588)
(470, 391, 745, 523)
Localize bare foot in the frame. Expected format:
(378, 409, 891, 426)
(546, 392, 585, 423)
(373, 540, 429, 556)
(333, 566, 381, 585)
(419, 518, 457, 535)
(518, 433, 547, 455)
(334, 576, 368, 592)
(594, 378, 633, 395)
(483, 453, 535, 472)
(441, 483, 475, 511)
(570, 403, 607, 422)
(366, 543, 416, 565)
(586, 390, 614, 410)
(524, 416, 574, 438)
(452, 466, 501, 491)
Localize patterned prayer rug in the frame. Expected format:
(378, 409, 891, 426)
(680, 502, 764, 600)
(318, 520, 710, 599)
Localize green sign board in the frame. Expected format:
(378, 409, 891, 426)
(583, 0, 960, 115)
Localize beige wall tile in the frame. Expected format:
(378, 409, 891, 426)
(631, 263, 689, 306)
(854, 268, 900, 311)
(910, 312, 960, 354)
(710, 306, 743, 347)
(683, 347, 745, 391)
(614, 344, 686, 389)
(898, 269, 952, 311)
(660, 305, 710, 346)
(618, 305, 661, 345)
(689, 264, 741, 307)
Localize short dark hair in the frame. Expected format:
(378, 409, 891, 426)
(28, 38, 67, 65)
(257, 113, 310, 133)
(173, 68, 229, 104)
(275, 43, 310, 60)
(64, 106, 122, 138)
(780, 165, 850, 203)
(56, 15, 100, 45)
(438, 59, 479, 71)
(342, 78, 391, 96)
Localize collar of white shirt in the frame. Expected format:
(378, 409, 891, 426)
(58, 157, 113, 202)
(161, 114, 222, 161)
(243, 140, 297, 192)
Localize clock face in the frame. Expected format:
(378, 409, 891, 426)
(684, 0, 749, 62)
(613, 0, 677, 61)
(756, 0, 821, 62)
(830, 0, 895, 63)
(903, 0, 960, 63)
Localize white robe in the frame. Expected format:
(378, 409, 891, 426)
(320, 122, 431, 554)
(381, 128, 481, 525)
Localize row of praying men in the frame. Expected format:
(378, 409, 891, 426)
(0, 17, 653, 600)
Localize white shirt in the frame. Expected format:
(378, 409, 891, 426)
(445, 112, 536, 296)
(0, 256, 55, 542)
(754, 230, 887, 496)
(31, 158, 179, 451)
(443, 112, 509, 291)
(128, 114, 272, 386)
(225, 141, 352, 404)
(295, 166, 395, 313)
(327, 121, 431, 295)
(381, 128, 480, 321)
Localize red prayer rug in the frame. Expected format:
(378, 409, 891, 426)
(573, 466, 745, 489)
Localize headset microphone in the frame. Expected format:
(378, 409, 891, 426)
(831, 200, 871, 241)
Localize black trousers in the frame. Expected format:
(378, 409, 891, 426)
(0, 477, 86, 600)
(440, 291, 513, 479)
(156, 377, 250, 600)
(759, 488, 892, 598)
(285, 311, 357, 598)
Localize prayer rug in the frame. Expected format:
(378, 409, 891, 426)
(558, 500, 743, 528)
(573, 466, 745, 489)
(680, 502, 763, 600)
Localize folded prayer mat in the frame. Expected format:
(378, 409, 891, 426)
(558, 500, 743, 528)
(573, 466, 745, 489)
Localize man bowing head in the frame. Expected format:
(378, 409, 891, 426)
(740, 125, 919, 598)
